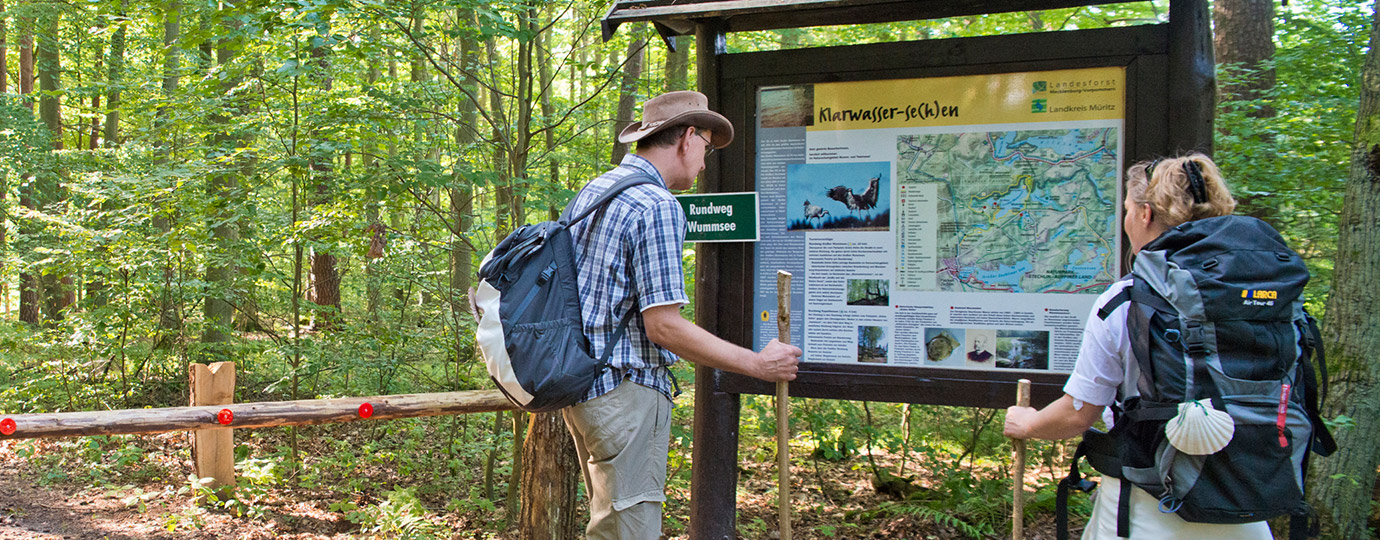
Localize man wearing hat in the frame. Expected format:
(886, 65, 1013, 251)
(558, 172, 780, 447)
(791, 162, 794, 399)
(562, 90, 802, 538)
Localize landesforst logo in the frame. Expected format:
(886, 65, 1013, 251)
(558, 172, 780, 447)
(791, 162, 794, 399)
(1031, 99, 1047, 113)
(1032, 81, 1047, 93)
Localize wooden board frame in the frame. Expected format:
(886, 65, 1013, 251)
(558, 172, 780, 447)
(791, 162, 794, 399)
(710, 23, 1174, 407)
(689, 16, 1215, 537)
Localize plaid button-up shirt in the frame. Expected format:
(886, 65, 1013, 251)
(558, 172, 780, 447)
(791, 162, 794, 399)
(567, 154, 688, 402)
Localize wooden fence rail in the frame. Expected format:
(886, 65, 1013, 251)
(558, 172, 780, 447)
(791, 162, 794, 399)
(0, 389, 517, 441)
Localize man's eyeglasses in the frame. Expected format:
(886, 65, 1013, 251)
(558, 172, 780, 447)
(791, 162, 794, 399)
(693, 129, 715, 157)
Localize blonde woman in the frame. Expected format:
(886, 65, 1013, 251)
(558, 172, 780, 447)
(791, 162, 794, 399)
(1003, 153, 1279, 539)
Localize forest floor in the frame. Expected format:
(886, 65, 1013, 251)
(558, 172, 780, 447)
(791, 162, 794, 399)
(0, 430, 1076, 540)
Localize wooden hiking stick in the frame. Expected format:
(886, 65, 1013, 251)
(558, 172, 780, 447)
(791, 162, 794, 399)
(776, 270, 793, 540)
(1012, 378, 1032, 540)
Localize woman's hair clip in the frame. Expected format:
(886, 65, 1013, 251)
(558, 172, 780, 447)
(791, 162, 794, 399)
(1183, 160, 1207, 204)
(1145, 158, 1162, 180)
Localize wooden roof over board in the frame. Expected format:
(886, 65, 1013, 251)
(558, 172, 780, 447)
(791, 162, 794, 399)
(602, 0, 1136, 43)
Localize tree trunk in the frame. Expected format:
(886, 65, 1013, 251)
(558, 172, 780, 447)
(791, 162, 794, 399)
(538, 8, 560, 219)
(1307, 6, 1380, 539)
(201, 14, 244, 359)
(509, 7, 536, 229)
(0, 2, 6, 314)
(364, 25, 384, 322)
(518, 412, 580, 540)
(102, 0, 127, 148)
(450, 8, 479, 324)
(665, 35, 688, 92)
(505, 410, 526, 527)
(37, 10, 67, 324)
(0, 0, 7, 94)
(1212, 0, 1277, 223)
(1213, 0, 1275, 111)
(309, 28, 340, 328)
(16, 14, 37, 325)
(778, 27, 804, 48)
(610, 33, 645, 165)
(153, 0, 183, 342)
(485, 40, 514, 238)
(17, 14, 30, 99)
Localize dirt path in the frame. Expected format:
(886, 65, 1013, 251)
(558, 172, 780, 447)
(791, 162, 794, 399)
(0, 442, 354, 540)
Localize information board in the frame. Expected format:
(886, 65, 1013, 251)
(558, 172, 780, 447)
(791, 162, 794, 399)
(752, 67, 1126, 374)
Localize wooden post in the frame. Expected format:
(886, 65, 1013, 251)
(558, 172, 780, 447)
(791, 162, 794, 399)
(1012, 378, 1032, 540)
(1168, 0, 1216, 154)
(190, 362, 236, 493)
(689, 17, 742, 540)
(776, 270, 792, 540)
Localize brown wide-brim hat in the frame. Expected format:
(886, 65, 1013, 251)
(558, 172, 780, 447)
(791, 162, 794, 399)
(618, 90, 734, 149)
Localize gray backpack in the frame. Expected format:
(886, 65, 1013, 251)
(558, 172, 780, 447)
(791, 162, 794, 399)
(1056, 215, 1336, 540)
(474, 173, 654, 412)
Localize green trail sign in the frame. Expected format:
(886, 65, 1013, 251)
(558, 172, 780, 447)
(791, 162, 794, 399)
(676, 192, 759, 243)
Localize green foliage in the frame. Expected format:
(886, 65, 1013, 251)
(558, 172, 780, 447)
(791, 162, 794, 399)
(1213, 0, 1369, 317)
(342, 487, 445, 539)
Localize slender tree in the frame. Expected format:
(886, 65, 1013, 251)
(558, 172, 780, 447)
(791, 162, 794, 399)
(153, 0, 182, 342)
(609, 31, 645, 165)
(1307, 5, 1380, 538)
(201, 6, 247, 358)
(1213, 0, 1278, 223)
(665, 35, 688, 92)
(364, 24, 385, 322)
(36, 8, 67, 323)
(449, 7, 478, 321)
(16, 10, 38, 324)
(1214, 0, 1275, 113)
(102, 0, 127, 148)
(0, 0, 8, 313)
(309, 18, 340, 328)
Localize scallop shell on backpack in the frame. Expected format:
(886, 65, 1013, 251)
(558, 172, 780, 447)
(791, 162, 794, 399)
(1164, 398, 1235, 455)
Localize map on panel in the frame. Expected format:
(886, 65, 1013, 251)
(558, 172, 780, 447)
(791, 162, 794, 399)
(897, 128, 1119, 294)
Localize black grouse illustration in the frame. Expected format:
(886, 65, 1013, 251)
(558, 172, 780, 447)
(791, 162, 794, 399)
(825, 176, 881, 220)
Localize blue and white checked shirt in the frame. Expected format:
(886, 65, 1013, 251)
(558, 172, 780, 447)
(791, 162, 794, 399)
(567, 154, 688, 402)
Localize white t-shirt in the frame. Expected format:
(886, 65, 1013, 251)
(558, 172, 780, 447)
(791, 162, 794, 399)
(1063, 279, 1133, 427)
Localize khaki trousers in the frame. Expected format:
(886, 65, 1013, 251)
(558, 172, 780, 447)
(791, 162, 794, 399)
(563, 381, 671, 540)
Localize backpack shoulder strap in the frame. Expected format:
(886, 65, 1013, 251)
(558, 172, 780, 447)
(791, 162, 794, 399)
(562, 171, 660, 225)
(1302, 314, 1338, 456)
(1097, 287, 1132, 320)
(596, 308, 637, 368)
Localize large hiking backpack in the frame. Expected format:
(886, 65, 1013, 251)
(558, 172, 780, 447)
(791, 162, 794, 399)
(474, 173, 655, 412)
(1056, 215, 1336, 540)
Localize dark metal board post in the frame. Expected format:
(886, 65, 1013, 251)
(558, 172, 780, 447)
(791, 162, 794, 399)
(689, 18, 744, 540)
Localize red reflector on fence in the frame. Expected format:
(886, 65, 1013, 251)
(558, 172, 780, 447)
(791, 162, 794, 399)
(217, 409, 234, 425)
(0, 418, 15, 436)
(359, 403, 374, 419)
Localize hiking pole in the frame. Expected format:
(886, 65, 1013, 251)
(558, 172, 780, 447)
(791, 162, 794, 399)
(776, 270, 793, 540)
(1012, 378, 1031, 540)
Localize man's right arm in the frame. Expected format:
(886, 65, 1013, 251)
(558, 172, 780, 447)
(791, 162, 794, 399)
(641, 304, 800, 382)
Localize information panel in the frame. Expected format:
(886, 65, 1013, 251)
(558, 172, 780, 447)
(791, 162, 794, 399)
(752, 67, 1125, 373)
